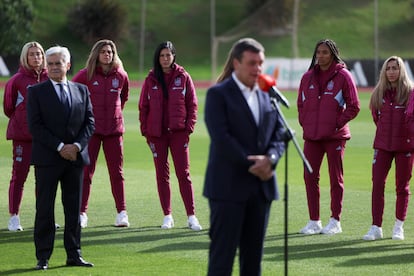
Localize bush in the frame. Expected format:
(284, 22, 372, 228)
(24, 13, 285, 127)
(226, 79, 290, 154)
(67, 0, 128, 45)
(0, 0, 34, 56)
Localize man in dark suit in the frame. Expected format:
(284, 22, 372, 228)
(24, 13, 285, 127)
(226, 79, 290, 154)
(204, 38, 286, 276)
(27, 46, 95, 270)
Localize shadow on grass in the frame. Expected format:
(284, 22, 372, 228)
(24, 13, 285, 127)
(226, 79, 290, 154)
(0, 224, 209, 251)
(3, 226, 412, 274)
(79, 224, 208, 247)
(263, 232, 414, 267)
(0, 228, 34, 244)
(0, 225, 207, 243)
(0, 225, 209, 274)
(0, 264, 69, 275)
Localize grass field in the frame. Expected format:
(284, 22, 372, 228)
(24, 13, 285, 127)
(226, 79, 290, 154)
(1, 89, 413, 275)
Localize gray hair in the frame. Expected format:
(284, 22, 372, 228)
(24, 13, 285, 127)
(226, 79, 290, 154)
(45, 46, 71, 63)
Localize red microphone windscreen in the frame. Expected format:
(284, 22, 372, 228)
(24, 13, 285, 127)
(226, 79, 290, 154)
(258, 74, 276, 91)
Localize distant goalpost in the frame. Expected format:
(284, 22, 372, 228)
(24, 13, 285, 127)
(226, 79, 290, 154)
(210, 0, 299, 82)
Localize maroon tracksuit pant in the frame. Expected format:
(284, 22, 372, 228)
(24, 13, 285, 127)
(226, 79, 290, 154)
(303, 139, 346, 221)
(8, 140, 32, 214)
(81, 134, 126, 213)
(371, 149, 413, 226)
(147, 130, 196, 216)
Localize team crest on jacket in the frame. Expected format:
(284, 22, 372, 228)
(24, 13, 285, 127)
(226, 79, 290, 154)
(174, 77, 182, 87)
(327, 80, 334, 91)
(112, 78, 120, 89)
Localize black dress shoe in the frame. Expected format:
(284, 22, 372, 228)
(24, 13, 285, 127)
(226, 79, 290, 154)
(66, 256, 94, 267)
(35, 259, 48, 270)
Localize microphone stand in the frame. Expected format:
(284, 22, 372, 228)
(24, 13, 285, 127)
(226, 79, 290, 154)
(270, 97, 312, 276)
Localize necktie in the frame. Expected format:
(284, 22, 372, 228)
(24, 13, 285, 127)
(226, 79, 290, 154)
(57, 83, 70, 115)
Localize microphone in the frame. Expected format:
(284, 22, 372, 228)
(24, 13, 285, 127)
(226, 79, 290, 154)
(258, 74, 290, 108)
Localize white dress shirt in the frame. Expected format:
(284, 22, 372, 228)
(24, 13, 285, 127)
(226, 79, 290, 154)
(232, 72, 260, 125)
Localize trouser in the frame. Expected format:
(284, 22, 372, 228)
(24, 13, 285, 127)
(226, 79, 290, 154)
(8, 140, 32, 215)
(371, 149, 413, 226)
(34, 163, 83, 260)
(146, 130, 196, 216)
(207, 193, 271, 276)
(303, 139, 346, 221)
(81, 134, 126, 213)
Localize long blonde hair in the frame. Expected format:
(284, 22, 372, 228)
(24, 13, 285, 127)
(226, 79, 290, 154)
(369, 56, 414, 110)
(20, 41, 46, 71)
(85, 39, 124, 80)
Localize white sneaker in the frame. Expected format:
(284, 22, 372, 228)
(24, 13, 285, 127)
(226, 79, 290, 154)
(80, 212, 88, 228)
(363, 225, 383, 240)
(8, 214, 23, 231)
(299, 220, 322, 235)
(392, 220, 404, 240)
(161, 215, 174, 229)
(321, 218, 342, 234)
(115, 210, 130, 227)
(188, 215, 202, 231)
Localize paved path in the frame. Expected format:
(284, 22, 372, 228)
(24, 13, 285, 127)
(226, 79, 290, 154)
(0, 80, 214, 89)
(0, 80, 372, 92)
(129, 80, 214, 89)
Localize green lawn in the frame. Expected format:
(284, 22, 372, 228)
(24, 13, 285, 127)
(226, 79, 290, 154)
(0, 89, 413, 275)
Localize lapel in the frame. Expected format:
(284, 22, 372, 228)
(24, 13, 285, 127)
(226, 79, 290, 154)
(44, 80, 68, 117)
(257, 91, 276, 149)
(67, 81, 81, 118)
(257, 90, 273, 127)
(46, 79, 75, 115)
(257, 91, 265, 127)
(46, 79, 62, 103)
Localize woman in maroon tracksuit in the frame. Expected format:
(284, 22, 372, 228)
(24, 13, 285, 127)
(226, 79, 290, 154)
(297, 39, 360, 235)
(363, 56, 414, 241)
(3, 42, 48, 231)
(72, 39, 130, 228)
(139, 41, 202, 231)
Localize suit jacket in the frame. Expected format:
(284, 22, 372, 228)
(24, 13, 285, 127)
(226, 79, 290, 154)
(203, 77, 286, 202)
(27, 79, 95, 167)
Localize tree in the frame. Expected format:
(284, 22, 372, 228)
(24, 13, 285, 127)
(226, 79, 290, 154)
(67, 0, 128, 45)
(0, 0, 34, 56)
(246, 0, 294, 29)
(211, 0, 294, 79)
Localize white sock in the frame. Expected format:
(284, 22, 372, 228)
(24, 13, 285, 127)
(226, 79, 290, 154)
(395, 219, 404, 228)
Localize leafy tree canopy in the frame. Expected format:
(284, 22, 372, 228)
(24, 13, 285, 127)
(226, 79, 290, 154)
(0, 0, 34, 56)
(67, 0, 127, 46)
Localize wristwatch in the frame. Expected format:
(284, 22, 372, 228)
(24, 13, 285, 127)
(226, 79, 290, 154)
(268, 154, 277, 165)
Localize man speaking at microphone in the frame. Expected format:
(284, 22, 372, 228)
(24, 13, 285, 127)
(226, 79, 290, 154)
(203, 37, 286, 276)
